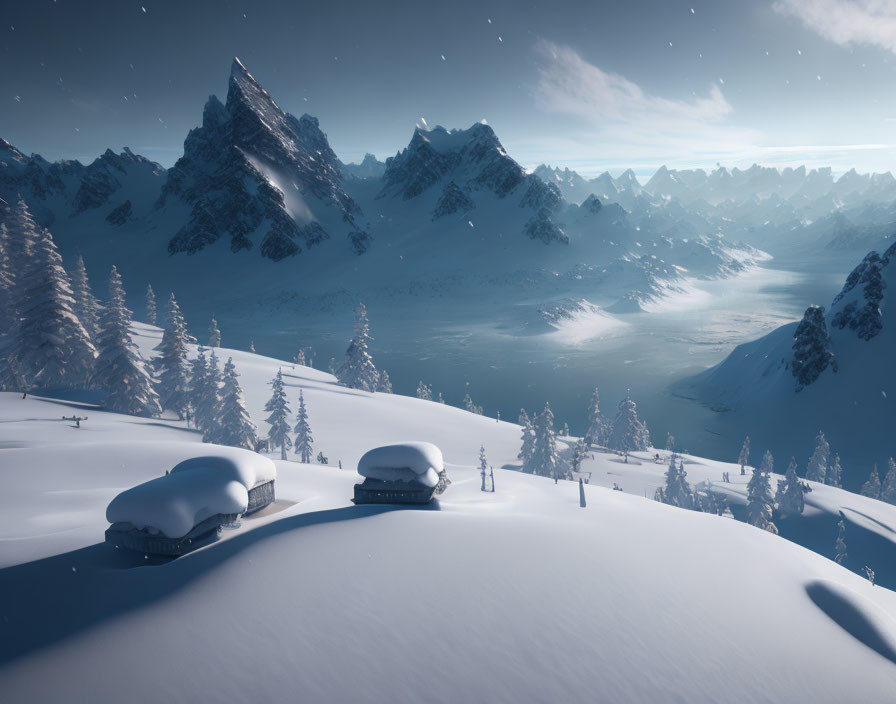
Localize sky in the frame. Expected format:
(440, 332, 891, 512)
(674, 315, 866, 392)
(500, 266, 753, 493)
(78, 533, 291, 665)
(4, 0, 896, 178)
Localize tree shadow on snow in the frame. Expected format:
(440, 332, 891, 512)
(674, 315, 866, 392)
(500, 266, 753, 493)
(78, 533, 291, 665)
(0, 503, 415, 667)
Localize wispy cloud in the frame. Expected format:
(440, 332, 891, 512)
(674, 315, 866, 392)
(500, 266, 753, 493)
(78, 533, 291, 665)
(773, 0, 896, 53)
(533, 39, 733, 126)
(530, 39, 765, 170)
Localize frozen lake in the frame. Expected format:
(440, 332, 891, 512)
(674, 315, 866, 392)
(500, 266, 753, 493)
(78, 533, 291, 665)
(247, 254, 850, 464)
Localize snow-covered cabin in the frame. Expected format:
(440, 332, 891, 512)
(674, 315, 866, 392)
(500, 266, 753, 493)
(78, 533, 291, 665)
(104, 452, 276, 555)
(353, 442, 449, 505)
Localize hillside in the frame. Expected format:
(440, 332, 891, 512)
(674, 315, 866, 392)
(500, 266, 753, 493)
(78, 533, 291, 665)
(676, 242, 896, 487)
(3, 325, 896, 702)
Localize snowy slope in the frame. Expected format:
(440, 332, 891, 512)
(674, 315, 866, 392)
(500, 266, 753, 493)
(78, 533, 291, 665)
(676, 242, 896, 488)
(4, 326, 896, 702)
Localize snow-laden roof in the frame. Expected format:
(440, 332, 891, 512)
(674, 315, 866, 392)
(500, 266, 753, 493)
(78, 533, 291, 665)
(106, 451, 276, 538)
(357, 442, 443, 488)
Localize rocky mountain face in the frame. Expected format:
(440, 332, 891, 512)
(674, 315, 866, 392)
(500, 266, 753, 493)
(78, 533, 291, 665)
(380, 123, 566, 244)
(0, 140, 164, 227)
(158, 58, 368, 260)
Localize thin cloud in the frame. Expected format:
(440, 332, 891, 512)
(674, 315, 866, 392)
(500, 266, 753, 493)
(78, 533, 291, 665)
(533, 39, 733, 127)
(773, 0, 896, 53)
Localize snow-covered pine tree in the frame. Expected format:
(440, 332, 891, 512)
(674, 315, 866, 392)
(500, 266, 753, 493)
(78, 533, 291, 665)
(145, 284, 157, 326)
(4, 199, 42, 280)
(295, 349, 306, 366)
(479, 445, 488, 491)
(155, 292, 191, 419)
(607, 391, 650, 452)
(336, 302, 378, 392)
(792, 305, 836, 390)
(518, 409, 535, 466)
(746, 463, 778, 533)
(0, 225, 16, 333)
(738, 436, 751, 476)
(827, 454, 843, 488)
(880, 458, 896, 504)
(294, 389, 313, 463)
(860, 464, 882, 499)
(377, 370, 393, 393)
(571, 438, 586, 475)
(93, 265, 160, 416)
(778, 457, 806, 516)
(579, 477, 586, 508)
(9, 226, 96, 389)
(805, 430, 830, 483)
(437, 392, 445, 404)
(264, 369, 292, 460)
(416, 381, 432, 400)
(584, 387, 606, 447)
(463, 382, 483, 415)
(208, 315, 221, 347)
(188, 347, 209, 429)
(834, 516, 848, 565)
(759, 449, 773, 475)
(69, 254, 100, 339)
(206, 357, 257, 449)
(527, 402, 559, 478)
(658, 455, 694, 509)
(190, 347, 221, 436)
(249, 340, 256, 353)
(665, 432, 676, 454)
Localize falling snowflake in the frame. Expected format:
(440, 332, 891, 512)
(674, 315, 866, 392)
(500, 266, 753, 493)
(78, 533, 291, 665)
(420, 117, 428, 127)
(719, 77, 724, 84)
(690, 8, 695, 14)
(797, 49, 802, 55)
(441, 55, 446, 61)
(141, 6, 146, 12)
(487, 18, 492, 23)
(468, 220, 474, 228)
(498, 36, 503, 42)
(882, 390, 887, 398)
(668, 41, 673, 47)
(817, 74, 821, 80)
(13, 95, 21, 102)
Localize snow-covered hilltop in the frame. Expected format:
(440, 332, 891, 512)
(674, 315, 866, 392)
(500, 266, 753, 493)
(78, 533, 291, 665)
(676, 242, 896, 486)
(4, 325, 896, 702)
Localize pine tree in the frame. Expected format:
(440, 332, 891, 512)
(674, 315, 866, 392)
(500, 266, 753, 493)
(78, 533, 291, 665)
(584, 387, 606, 447)
(805, 430, 830, 483)
(738, 436, 751, 476)
(206, 357, 257, 449)
(607, 391, 650, 452)
(463, 382, 483, 414)
(155, 292, 191, 418)
(860, 464, 882, 499)
(747, 463, 778, 533)
(336, 302, 378, 392)
(571, 438, 587, 475)
(665, 432, 676, 454)
(792, 305, 836, 390)
(377, 370, 393, 393)
(192, 349, 221, 434)
(264, 369, 292, 460)
(579, 477, 587, 507)
(880, 458, 896, 504)
(294, 389, 313, 463)
(778, 457, 806, 516)
(479, 445, 488, 491)
(208, 315, 221, 347)
(759, 449, 774, 475)
(9, 226, 96, 389)
(69, 254, 100, 339)
(4, 199, 42, 279)
(249, 340, 256, 354)
(834, 516, 848, 565)
(526, 402, 559, 478)
(145, 284, 157, 325)
(658, 455, 694, 509)
(518, 409, 535, 466)
(416, 381, 432, 400)
(93, 265, 160, 416)
(188, 347, 210, 429)
(827, 454, 843, 488)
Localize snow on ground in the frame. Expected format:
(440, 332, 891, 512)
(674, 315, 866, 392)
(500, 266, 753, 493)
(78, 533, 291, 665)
(3, 324, 896, 701)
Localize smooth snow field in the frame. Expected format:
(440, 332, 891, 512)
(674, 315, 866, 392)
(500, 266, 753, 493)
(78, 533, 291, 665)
(3, 325, 896, 702)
